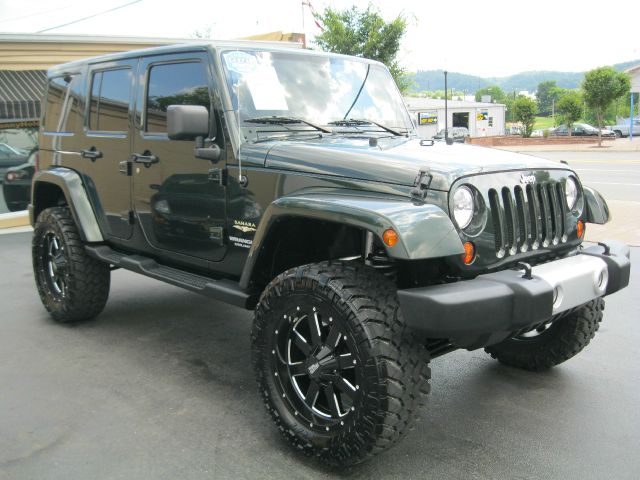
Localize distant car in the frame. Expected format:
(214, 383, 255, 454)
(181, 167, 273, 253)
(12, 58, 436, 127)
(3, 148, 37, 212)
(552, 123, 616, 137)
(606, 118, 640, 137)
(0, 143, 28, 180)
(432, 127, 470, 143)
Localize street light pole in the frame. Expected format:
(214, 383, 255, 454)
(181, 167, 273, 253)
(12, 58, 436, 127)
(444, 70, 451, 144)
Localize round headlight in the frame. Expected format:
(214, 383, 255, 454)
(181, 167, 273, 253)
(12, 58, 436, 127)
(565, 177, 578, 210)
(453, 186, 474, 229)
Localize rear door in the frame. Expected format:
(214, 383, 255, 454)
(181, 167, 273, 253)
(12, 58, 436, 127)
(131, 52, 227, 262)
(83, 59, 137, 239)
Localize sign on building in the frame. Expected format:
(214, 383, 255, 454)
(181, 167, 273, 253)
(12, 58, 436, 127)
(418, 111, 437, 125)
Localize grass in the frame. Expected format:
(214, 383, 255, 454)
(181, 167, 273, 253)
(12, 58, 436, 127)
(533, 116, 556, 130)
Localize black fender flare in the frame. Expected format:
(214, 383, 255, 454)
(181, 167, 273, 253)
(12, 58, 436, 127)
(30, 167, 104, 242)
(239, 193, 464, 289)
(583, 185, 610, 224)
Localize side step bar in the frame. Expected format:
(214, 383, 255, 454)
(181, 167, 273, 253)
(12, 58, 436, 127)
(86, 245, 253, 309)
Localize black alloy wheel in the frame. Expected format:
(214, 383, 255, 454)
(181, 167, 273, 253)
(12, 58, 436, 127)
(42, 231, 68, 298)
(271, 300, 361, 429)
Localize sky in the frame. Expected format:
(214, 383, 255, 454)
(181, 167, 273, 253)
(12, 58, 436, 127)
(0, 0, 638, 77)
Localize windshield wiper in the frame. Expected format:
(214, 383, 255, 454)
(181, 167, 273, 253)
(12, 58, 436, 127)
(244, 116, 332, 134)
(327, 118, 404, 136)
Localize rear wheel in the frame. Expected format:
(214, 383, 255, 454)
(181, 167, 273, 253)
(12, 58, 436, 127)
(32, 207, 110, 323)
(485, 298, 604, 371)
(251, 261, 430, 465)
(614, 130, 623, 138)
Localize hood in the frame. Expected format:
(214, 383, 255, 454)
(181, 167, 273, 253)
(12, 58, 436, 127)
(254, 136, 567, 191)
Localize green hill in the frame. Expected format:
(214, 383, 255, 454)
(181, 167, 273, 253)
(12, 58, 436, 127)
(408, 60, 639, 94)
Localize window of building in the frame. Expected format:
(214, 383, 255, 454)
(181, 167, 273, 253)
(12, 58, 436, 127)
(146, 62, 210, 134)
(89, 68, 132, 132)
(43, 74, 81, 133)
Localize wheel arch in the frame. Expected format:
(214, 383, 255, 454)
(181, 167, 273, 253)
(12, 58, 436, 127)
(30, 168, 103, 242)
(239, 193, 464, 290)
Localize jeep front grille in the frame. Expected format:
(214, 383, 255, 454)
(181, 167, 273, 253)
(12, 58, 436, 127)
(488, 181, 567, 258)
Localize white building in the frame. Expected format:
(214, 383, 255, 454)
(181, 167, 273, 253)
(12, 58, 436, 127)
(404, 97, 506, 139)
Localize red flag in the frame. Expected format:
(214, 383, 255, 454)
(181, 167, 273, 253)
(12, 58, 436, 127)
(302, 1, 324, 30)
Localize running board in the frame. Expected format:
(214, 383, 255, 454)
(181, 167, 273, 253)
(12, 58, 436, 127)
(85, 245, 253, 309)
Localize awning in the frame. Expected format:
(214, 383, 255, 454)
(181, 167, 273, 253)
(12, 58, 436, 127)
(0, 70, 46, 122)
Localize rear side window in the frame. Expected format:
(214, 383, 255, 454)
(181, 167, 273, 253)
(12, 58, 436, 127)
(146, 62, 209, 133)
(89, 68, 132, 132)
(43, 74, 82, 134)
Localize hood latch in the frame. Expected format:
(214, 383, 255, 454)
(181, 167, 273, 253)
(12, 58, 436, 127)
(411, 168, 432, 199)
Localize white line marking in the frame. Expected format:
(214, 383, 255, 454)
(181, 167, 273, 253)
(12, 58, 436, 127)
(576, 169, 640, 173)
(585, 182, 640, 186)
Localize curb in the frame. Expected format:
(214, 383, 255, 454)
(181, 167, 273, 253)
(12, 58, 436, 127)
(0, 211, 29, 229)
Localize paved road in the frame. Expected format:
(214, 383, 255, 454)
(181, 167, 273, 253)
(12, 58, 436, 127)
(0, 231, 638, 480)
(527, 151, 640, 202)
(520, 151, 640, 246)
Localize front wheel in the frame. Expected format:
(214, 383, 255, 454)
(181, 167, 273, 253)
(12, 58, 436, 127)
(33, 207, 111, 322)
(251, 262, 430, 465)
(485, 298, 604, 371)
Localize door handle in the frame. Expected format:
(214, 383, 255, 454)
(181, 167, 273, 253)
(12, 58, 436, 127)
(81, 147, 103, 160)
(132, 151, 159, 167)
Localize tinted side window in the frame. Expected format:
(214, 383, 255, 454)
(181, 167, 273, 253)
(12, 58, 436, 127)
(146, 62, 209, 133)
(89, 68, 131, 132)
(44, 74, 82, 133)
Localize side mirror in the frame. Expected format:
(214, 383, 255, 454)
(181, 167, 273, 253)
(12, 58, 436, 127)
(167, 105, 211, 140)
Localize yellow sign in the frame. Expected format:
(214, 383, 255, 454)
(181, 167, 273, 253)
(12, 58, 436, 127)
(418, 112, 437, 125)
(0, 120, 39, 130)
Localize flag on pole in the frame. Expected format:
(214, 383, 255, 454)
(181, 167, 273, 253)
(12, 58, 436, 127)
(302, 1, 324, 30)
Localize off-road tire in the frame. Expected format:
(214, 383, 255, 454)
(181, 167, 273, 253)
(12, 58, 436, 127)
(251, 261, 431, 466)
(485, 298, 605, 371)
(33, 207, 110, 322)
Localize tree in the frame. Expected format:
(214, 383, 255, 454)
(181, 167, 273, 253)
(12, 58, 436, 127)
(556, 91, 582, 136)
(474, 85, 506, 104)
(536, 80, 563, 116)
(313, 6, 410, 91)
(512, 96, 537, 138)
(582, 67, 630, 146)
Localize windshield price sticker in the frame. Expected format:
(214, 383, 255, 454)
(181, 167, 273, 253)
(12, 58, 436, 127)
(223, 51, 258, 75)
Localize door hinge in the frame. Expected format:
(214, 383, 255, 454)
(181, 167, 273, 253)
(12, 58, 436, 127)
(119, 160, 132, 176)
(208, 168, 227, 186)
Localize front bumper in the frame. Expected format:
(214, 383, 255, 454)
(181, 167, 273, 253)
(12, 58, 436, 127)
(398, 240, 631, 349)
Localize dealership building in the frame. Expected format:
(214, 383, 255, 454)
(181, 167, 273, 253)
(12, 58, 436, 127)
(404, 97, 506, 139)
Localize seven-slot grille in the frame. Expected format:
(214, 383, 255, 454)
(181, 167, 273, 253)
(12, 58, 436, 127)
(488, 181, 567, 258)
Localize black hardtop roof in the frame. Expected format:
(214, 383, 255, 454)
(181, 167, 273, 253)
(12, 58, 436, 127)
(46, 40, 382, 77)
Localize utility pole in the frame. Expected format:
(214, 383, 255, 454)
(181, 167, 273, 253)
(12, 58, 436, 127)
(444, 71, 452, 145)
(552, 98, 555, 127)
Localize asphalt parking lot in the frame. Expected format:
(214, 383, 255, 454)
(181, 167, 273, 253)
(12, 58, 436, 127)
(0, 231, 638, 480)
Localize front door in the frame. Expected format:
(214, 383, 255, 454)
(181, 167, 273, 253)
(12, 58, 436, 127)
(83, 59, 137, 239)
(132, 52, 227, 262)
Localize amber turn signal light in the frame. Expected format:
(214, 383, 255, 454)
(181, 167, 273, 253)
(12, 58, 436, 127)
(382, 229, 398, 247)
(462, 241, 476, 265)
(576, 220, 585, 239)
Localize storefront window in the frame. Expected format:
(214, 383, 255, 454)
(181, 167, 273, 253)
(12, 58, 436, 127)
(0, 124, 38, 213)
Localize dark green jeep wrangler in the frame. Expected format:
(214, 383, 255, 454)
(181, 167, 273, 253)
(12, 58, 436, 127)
(30, 41, 630, 465)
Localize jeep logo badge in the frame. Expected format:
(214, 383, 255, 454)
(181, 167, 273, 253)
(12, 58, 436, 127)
(520, 174, 536, 185)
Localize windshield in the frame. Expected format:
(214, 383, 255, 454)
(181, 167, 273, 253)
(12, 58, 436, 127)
(220, 49, 413, 140)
